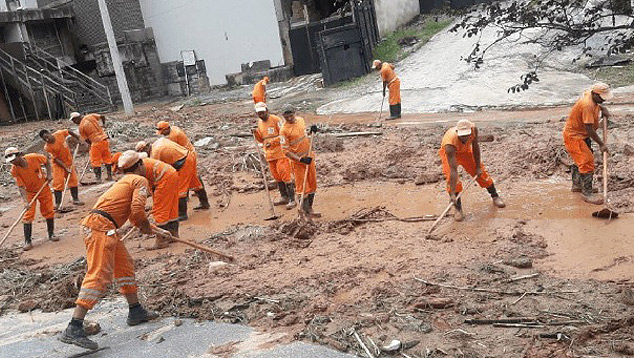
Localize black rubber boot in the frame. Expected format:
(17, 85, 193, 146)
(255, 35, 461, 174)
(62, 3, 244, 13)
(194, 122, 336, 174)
(178, 197, 188, 221)
(54, 190, 62, 208)
(169, 221, 179, 237)
(127, 304, 159, 326)
(70, 187, 85, 205)
(23, 223, 33, 251)
(274, 182, 289, 206)
(285, 183, 296, 210)
(394, 103, 402, 119)
(193, 189, 210, 211)
(387, 105, 398, 120)
(301, 193, 311, 214)
(46, 218, 59, 241)
(105, 164, 113, 181)
(93, 167, 102, 182)
(570, 165, 581, 192)
(59, 320, 98, 350)
(486, 184, 506, 208)
(581, 173, 603, 205)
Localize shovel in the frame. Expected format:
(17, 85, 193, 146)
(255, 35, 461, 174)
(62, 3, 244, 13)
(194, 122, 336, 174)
(425, 175, 478, 238)
(298, 132, 320, 220)
(78, 159, 95, 185)
(151, 224, 234, 262)
(0, 179, 50, 248)
(252, 134, 280, 221)
(57, 144, 80, 213)
(592, 116, 618, 219)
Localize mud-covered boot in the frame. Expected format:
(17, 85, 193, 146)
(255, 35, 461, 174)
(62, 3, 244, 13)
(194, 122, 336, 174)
(306, 193, 321, 218)
(59, 320, 98, 350)
(453, 197, 464, 222)
(23, 223, 33, 251)
(387, 105, 398, 120)
(105, 165, 114, 181)
(127, 304, 159, 326)
(581, 173, 603, 205)
(274, 182, 289, 206)
(46, 218, 59, 241)
(70, 187, 85, 205)
(168, 221, 179, 238)
(147, 224, 171, 250)
(178, 198, 188, 221)
(486, 184, 506, 208)
(570, 165, 582, 193)
(54, 190, 62, 209)
(393, 103, 402, 119)
(193, 189, 210, 211)
(300, 193, 311, 215)
(93, 167, 102, 183)
(285, 183, 297, 210)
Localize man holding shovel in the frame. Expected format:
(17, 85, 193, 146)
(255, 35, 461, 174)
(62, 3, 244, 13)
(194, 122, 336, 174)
(439, 120, 505, 222)
(253, 102, 295, 209)
(5, 148, 58, 250)
(39, 129, 85, 208)
(71, 112, 113, 183)
(563, 83, 613, 205)
(373, 60, 401, 120)
(280, 105, 319, 217)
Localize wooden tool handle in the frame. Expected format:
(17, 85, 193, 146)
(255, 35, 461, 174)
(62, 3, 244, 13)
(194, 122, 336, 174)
(297, 132, 315, 213)
(252, 134, 278, 219)
(602, 115, 608, 203)
(151, 225, 234, 262)
(0, 180, 50, 248)
(426, 175, 478, 236)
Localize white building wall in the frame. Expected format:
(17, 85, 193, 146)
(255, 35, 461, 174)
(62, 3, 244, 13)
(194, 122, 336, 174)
(139, 0, 284, 85)
(374, 0, 420, 38)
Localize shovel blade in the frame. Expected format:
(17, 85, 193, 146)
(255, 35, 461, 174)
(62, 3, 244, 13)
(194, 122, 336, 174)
(264, 215, 280, 221)
(592, 208, 619, 219)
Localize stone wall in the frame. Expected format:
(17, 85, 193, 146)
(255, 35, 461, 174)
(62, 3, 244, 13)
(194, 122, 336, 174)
(162, 60, 210, 97)
(374, 0, 420, 37)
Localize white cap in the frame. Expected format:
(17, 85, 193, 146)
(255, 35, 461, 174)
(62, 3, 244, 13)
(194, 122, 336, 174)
(254, 102, 268, 113)
(372, 60, 381, 69)
(118, 150, 143, 170)
(591, 82, 614, 101)
(456, 120, 474, 136)
(69, 112, 81, 121)
(4, 147, 19, 163)
(135, 141, 148, 152)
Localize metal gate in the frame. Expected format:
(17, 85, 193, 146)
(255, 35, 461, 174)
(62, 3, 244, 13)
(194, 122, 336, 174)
(317, 24, 368, 86)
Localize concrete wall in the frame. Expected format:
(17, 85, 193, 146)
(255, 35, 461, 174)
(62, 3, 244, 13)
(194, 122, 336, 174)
(72, 0, 146, 46)
(139, 0, 285, 85)
(374, 0, 420, 37)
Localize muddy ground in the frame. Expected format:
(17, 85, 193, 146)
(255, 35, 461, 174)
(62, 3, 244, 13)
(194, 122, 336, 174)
(1, 100, 634, 358)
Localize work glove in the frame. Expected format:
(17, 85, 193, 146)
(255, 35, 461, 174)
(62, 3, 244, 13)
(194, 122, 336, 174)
(309, 125, 319, 134)
(299, 157, 312, 165)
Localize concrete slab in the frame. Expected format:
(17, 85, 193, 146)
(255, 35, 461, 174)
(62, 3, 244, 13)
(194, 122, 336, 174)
(0, 299, 355, 358)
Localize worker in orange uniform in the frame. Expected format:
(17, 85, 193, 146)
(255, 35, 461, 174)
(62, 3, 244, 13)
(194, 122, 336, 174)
(70, 112, 113, 183)
(252, 76, 270, 104)
(155, 121, 195, 152)
(110, 151, 122, 177)
(59, 151, 159, 350)
(563, 83, 613, 205)
(135, 138, 209, 221)
(439, 120, 505, 222)
(280, 105, 319, 217)
(5, 147, 58, 250)
(253, 102, 295, 208)
(39, 129, 85, 208)
(373, 60, 401, 120)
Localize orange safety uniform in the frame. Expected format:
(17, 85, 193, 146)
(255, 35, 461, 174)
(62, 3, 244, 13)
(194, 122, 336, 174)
(79, 113, 112, 167)
(151, 137, 203, 198)
(44, 130, 78, 191)
(252, 79, 267, 103)
(254, 114, 291, 183)
(11, 154, 55, 223)
(166, 126, 195, 152)
(381, 63, 401, 106)
(281, 116, 316, 195)
(142, 158, 179, 226)
(563, 91, 600, 174)
(110, 152, 122, 175)
(75, 174, 150, 310)
(438, 124, 494, 193)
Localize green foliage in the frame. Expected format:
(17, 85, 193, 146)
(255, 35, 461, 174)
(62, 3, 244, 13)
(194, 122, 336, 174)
(372, 18, 453, 63)
(589, 62, 634, 88)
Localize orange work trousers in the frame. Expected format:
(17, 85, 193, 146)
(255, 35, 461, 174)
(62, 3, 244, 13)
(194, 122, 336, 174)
(177, 154, 203, 198)
(90, 140, 112, 167)
(439, 148, 494, 193)
(23, 186, 55, 222)
(388, 78, 401, 106)
(52, 163, 78, 191)
(564, 134, 594, 174)
(76, 227, 137, 310)
(153, 170, 180, 226)
(291, 158, 317, 195)
(268, 158, 292, 183)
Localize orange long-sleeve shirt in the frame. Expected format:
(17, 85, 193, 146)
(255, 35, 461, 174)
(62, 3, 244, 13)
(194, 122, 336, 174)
(440, 124, 477, 154)
(44, 130, 73, 168)
(142, 157, 177, 188)
(11, 153, 48, 192)
(82, 174, 149, 230)
(564, 91, 600, 140)
(380, 63, 397, 83)
(79, 114, 108, 143)
(254, 114, 285, 161)
(252, 80, 267, 103)
(151, 137, 189, 165)
(280, 116, 311, 158)
(166, 126, 195, 152)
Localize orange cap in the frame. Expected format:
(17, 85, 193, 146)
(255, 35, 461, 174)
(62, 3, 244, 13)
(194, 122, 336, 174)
(156, 121, 170, 134)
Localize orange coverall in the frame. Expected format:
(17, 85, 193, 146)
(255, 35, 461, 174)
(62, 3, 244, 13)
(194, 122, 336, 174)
(381, 63, 401, 106)
(166, 126, 195, 152)
(254, 114, 291, 183)
(281, 116, 316, 195)
(438, 125, 494, 193)
(79, 114, 111, 167)
(75, 174, 150, 310)
(563, 91, 600, 174)
(44, 130, 78, 191)
(142, 158, 179, 226)
(151, 137, 203, 198)
(11, 154, 55, 223)
(252, 79, 267, 103)
(110, 152, 122, 175)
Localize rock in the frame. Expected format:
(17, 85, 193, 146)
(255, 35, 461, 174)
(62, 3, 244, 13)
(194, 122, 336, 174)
(504, 256, 533, 269)
(415, 172, 441, 185)
(17, 299, 38, 313)
(83, 321, 101, 336)
(174, 319, 183, 327)
(381, 340, 401, 352)
(624, 144, 634, 156)
(208, 261, 228, 273)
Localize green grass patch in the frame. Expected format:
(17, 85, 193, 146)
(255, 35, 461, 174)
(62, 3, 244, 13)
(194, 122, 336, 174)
(372, 17, 454, 64)
(587, 61, 634, 88)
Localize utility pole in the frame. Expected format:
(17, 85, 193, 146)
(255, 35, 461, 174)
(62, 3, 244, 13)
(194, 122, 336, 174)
(96, 0, 134, 115)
